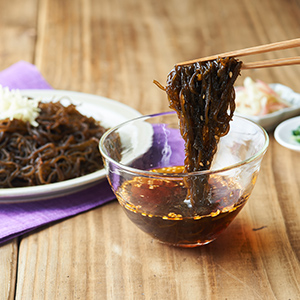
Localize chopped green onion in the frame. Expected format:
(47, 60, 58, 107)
(292, 126, 300, 143)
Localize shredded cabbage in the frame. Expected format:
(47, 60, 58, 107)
(235, 77, 290, 116)
(0, 86, 40, 127)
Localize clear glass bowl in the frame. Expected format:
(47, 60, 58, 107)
(99, 112, 269, 248)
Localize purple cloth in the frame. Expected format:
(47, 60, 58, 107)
(0, 61, 116, 244)
(0, 61, 52, 89)
(0, 181, 115, 244)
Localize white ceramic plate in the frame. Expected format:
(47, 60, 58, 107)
(234, 83, 300, 131)
(274, 116, 300, 152)
(0, 89, 141, 203)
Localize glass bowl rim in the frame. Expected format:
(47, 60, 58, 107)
(99, 111, 269, 177)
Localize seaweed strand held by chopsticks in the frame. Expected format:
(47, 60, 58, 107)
(155, 57, 242, 213)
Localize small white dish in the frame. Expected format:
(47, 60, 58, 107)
(235, 83, 300, 131)
(274, 116, 300, 152)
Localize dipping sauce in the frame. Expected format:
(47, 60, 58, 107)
(116, 166, 252, 247)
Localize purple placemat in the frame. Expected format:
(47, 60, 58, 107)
(0, 61, 116, 245)
(0, 61, 52, 90)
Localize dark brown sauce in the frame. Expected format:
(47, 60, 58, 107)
(116, 166, 250, 247)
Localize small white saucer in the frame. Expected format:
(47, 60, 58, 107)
(274, 116, 300, 152)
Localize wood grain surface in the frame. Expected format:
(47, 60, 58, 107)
(1, 0, 300, 299)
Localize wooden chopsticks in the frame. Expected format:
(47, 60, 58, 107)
(242, 56, 300, 69)
(176, 38, 300, 69)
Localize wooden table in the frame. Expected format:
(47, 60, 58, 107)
(1, 0, 300, 299)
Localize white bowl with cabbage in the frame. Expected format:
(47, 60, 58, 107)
(234, 77, 300, 131)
